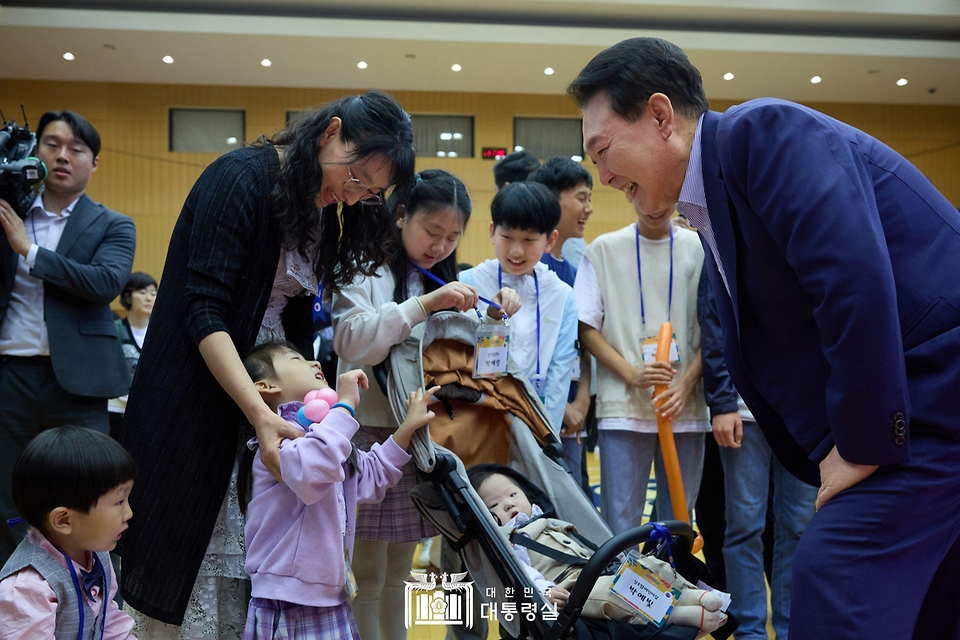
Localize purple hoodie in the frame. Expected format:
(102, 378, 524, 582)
(243, 402, 410, 607)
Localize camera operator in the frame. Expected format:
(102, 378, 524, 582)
(0, 110, 135, 563)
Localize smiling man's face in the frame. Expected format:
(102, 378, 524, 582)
(582, 92, 690, 223)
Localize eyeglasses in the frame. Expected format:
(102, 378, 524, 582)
(342, 165, 383, 206)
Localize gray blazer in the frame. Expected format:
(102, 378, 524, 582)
(0, 194, 136, 398)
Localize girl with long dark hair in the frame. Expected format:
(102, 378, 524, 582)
(331, 169, 511, 640)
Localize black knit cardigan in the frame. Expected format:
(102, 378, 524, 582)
(119, 145, 313, 624)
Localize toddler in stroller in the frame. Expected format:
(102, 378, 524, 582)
(469, 464, 728, 638)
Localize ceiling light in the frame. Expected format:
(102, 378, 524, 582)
(226, 137, 238, 144)
(514, 145, 524, 152)
(453, 132, 463, 140)
(723, 72, 734, 81)
(437, 151, 447, 157)
(810, 75, 822, 84)
(440, 132, 453, 141)
(63, 52, 75, 61)
(448, 152, 458, 158)
(896, 78, 908, 86)
(571, 155, 583, 162)
(162, 55, 174, 64)
(451, 64, 462, 72)
(544, 67, 555, 76)
(261, 59, 272, 67)
(357, 61, 368, 69)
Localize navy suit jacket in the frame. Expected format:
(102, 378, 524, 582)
(699, 99, 960, 485)
(0, 194, 135, 398)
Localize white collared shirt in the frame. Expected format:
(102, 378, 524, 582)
(0, 193, 80, 356)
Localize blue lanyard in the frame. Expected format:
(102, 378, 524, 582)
(54, 545, 106, 640)
(312, 282, 327, 323)
(498, 266, 541, 380)
(635, 223, 674, 327)
(408, 262, 506, 319)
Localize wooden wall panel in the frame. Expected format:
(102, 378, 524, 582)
(1, 80, 958, 288)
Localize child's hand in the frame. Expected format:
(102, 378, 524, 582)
(336, 369, 369, 411)
(393, 386, 440, 449)
(487, 287, 521, 319)
(419, 282, 479, 313)
(633, 361, 676, 389)
(544, 586, 569, 608)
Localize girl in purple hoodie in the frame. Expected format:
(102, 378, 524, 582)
(240, 342, 437, 639)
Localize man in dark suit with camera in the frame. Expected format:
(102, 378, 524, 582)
(0, 110, 135, 562)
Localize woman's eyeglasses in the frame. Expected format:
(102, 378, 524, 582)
(342, 165, 382, 206)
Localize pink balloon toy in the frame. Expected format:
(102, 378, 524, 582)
(297, 388, 340, 427)
(306, 388, 339, 406)
(303, 399, 331, 423)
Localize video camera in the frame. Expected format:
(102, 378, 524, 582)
(0, 108, 47, 218)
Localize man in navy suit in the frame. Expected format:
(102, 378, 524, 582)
(569, 37, 960, 638)
(0, 111, 135, 563)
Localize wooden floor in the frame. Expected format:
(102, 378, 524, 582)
(406, 449, 775, 639)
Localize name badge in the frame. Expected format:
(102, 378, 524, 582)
(640, 334, 681, 365)
(571, 352, 582, 382)
(532, 375, 546, 402)
(474, 323, 510, 379)
(610, 557, 681, 627)
(344, 549, 359, 601)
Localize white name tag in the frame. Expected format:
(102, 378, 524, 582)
(474, 324, 510, 379)
(610, 559, 681, 627)
(640, 334, 681, 365)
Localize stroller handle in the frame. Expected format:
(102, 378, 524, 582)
(544, 520, 695, 640)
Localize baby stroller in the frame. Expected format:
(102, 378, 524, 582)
(385, 312, 737, 640)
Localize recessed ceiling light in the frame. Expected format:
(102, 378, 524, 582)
(571, 155, 583, 162)
(63, 52, 75, 61)
(723, 72, 734, 81)
(514, 145, 524, 152)
(437, 151, 447, 157)
(810, 75, 822, 84)
(162, 55, 174, 64)
(357, 61, 368, 69)
(448, 151, 458, 158)
(451, 64, 462, 72)
(896, 78, 908, 86)
(261, 59, 272, 67)
(440, 132, 453, 141)
(226, 137, 238, 144)
(453, 132, 463, 140)
(544, 67, 555, 76)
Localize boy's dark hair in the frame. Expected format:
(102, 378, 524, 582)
(529, 156, 593, 200)
(567, 37, 709, 122)
(386, 169, 471, 304)
(119, 271, 158, 310)
(490, 182, 561, 235)
(37, 110, 102, 158)
(12, 427, 136, 533)
(493, 150, 540, 190)
(242, 341, 300, 383)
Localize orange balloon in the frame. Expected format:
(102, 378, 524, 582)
(653, 322, 704, 554)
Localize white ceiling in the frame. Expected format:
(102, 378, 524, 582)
(1, 1, 959, 104)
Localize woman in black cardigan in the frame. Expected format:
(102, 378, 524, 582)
(119, 91, 415, 634)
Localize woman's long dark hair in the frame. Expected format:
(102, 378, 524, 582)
(385, 169, 471, 303)
(269, 91, 416, 295)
